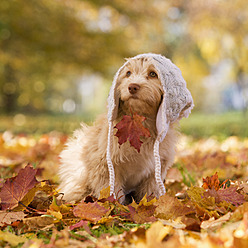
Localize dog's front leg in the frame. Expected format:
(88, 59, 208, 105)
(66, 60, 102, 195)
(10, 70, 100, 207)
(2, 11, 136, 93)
(133, 160, 171, 202)
(133, 174, 160, 202)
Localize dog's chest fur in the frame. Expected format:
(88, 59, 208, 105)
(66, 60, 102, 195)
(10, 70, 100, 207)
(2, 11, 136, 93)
(112, 137, 156, 193)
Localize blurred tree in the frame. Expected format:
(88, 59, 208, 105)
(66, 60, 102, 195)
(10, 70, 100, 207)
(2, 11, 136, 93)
(0, 0, 247, 114)
(0, 0, 155, 113)
(183, 0, 248, 111)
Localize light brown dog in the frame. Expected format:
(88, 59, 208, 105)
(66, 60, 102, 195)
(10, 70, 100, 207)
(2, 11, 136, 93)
(59, 54, 192, 203)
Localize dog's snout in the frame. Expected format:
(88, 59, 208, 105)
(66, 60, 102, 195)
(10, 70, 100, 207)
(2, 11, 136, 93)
(128, 83, 140, 94)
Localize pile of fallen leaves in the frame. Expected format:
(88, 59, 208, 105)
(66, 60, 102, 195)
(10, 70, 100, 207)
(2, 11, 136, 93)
(0, 131, 248, 247)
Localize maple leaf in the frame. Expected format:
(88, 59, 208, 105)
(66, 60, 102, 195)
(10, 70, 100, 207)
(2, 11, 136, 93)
(155, 194, 194, 220)
(202, 172, 221, 191)
(0, 164, 39, 210)
(114, 113, 151, 153)
(0, 211, 26, 227)
(128, 205, 156, 224)
(204, 187, 245, 206)
(73, 202, 109, 222)
(187, 186, 221, 219)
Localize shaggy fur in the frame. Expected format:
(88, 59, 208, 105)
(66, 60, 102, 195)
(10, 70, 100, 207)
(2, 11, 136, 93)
(59, 57, 179, 204)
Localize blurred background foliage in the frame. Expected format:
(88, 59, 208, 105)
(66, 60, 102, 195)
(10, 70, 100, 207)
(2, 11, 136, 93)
(0, 0, 247, 136)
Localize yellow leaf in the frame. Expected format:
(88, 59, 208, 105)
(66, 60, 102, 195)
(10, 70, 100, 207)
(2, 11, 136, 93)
(14, 187, 38, 211)
(97, 216, 116, 225)
(0, 230, 27, 246)
(47, 210, 62, 220)
(99, 186, 110, 199)
(146, 221, 172, 244)
(49, 195, 60, 212)
(134, 221, 173, 247)
(138, 194, 157, 207)
(40, 181, 47, 187)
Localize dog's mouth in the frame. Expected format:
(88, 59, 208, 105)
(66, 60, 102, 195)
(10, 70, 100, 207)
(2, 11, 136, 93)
(128, 95, 139, 100)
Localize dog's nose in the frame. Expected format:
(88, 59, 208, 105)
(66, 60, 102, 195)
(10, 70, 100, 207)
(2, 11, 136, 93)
(128, 83, 140, 94)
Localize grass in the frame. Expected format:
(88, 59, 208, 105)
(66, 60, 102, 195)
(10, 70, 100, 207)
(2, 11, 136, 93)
(0, 111, 247, 138)
(180, 111, 248, 139)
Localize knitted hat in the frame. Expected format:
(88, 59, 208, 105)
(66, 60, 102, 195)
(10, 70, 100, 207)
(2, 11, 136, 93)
(106, 53, 194, 197)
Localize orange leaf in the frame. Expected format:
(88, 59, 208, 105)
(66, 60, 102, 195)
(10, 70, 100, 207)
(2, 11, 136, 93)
(202, 172, 220, 191)
(114, 113, 150, 153)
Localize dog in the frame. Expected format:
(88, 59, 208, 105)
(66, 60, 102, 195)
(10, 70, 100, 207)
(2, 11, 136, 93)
(58, 53, 193, 204)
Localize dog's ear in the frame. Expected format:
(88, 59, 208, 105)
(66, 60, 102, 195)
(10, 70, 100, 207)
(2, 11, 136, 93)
(107, 60, 129, 122)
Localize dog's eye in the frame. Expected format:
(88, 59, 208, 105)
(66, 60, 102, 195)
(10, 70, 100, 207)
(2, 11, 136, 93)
(149, 71, 158, 78)
(126, 71, 131, 77)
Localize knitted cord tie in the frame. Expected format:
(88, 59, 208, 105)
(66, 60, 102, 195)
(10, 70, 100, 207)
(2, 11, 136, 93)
(106, 121, 115, 196)
(154, 139, 166, 196)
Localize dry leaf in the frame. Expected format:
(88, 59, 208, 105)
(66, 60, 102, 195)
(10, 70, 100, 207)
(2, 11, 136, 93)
(155, 194, 194, 220)
(134, 221, 173, 247)
(0, 230, 27, 246)
(0, 211, 26, 226)
(22, 216, 56, 230)
(73, 202, 109, 222)
(0, 164, 39, 210)
(204, 187, 245, 206)
(202, 172, 220, 191)
(69, 219, 89, 231)
(114, 113, 151, 152)
(201, 212, 232, 230)
(128, 204, 156, 224)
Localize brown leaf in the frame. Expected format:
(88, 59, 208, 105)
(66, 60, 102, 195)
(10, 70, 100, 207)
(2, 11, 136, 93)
(204, 187, 245, 206)
(128, 205, 156, 224)
(155, 194, 194, 220)
(114, 113, 150, 153)
(0, 211, 26, 226)
(22, 216, 56, 231)
(73, 202, 109, 222)
(181, 216, 201, 232)
(0, 164, 39, 210)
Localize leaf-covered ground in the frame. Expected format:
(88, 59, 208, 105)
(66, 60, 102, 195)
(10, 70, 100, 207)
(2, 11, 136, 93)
(0, 132, 248, 247)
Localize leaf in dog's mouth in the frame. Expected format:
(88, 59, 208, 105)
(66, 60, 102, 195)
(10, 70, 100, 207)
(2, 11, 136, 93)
(114, 113, 151, 153)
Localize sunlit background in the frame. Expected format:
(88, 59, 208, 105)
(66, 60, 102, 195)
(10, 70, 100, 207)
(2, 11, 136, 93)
(0, 0, 247, 136)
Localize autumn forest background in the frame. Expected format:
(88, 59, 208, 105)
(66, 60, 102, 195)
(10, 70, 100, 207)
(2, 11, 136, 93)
(0, 0, 248, 247)
(0, 0, 247, 136)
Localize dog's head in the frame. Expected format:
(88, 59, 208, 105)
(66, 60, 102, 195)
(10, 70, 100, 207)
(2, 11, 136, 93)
(108, 53, 194, 142)
(116, 57, 163, 117)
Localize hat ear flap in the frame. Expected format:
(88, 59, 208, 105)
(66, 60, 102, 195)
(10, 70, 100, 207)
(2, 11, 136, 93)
(152, 55, 194, 143)
(156, 96, 170, 143)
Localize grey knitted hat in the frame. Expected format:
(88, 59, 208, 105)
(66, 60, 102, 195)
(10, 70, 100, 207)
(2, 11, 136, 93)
(106, 53, 194, 197)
